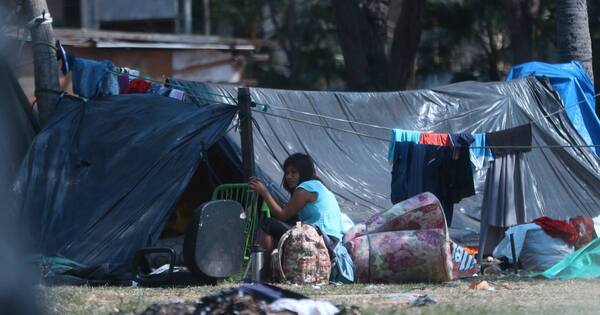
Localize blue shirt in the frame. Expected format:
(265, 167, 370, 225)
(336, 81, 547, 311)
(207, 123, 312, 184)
(296, 180, 344, 240)
(388, 129, 421, 163)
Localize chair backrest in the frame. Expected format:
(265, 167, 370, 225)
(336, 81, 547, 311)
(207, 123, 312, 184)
(211, 183, 270, 260)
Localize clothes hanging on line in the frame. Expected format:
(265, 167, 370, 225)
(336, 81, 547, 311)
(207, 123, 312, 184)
(67, 54, 119, 98)
(478, 124, 532, 259)
(390, 141, 475, 226)
(419, 132, 452, 146)
(486, 123, 533, 155)
(389, 129, 485, 173)
(387, 129, 421, 163)
(471, 133, 494, 172)
(60, 51, 193, 102)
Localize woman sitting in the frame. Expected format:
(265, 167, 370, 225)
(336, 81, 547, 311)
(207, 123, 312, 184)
(249, 153, 344, 257)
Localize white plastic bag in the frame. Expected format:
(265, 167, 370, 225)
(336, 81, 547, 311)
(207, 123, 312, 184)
(493, 224, 574, 272)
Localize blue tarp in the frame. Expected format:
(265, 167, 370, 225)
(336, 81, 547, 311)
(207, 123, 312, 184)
(506, 61, 600, 155)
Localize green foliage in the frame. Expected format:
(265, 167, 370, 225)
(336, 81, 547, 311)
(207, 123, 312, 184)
(207, 0, 598, 91)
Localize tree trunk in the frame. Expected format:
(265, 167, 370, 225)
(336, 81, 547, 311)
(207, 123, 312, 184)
(388, 0, 424, 90)
(556, 0, 594, 81)
(23, 0, 60, 127)
(503, 0, 540, 64)
(332, 0, 390, 91)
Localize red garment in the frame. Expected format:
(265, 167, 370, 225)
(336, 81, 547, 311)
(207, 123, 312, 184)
(125, 79, 151, 94)
(532, 216, 578, 245)
(569, 216, 597, 249)
(419, 132, 451, 146)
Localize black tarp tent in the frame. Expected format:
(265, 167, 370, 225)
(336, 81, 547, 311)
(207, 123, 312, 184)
(15, 94, 237, 279)
(0, 61, 38, 219)
(15, 75, 600, 280)
(173, 77, 600, 236)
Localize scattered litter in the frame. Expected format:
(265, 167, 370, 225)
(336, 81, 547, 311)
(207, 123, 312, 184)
(122, 284, 356, 315)
(269, 298, 339, 315)
(366, 284, 379, 290)
(132, 301, 196, 315)
(130, 281, 138, 288)
(411, 295, 437, 307)
(149, 264, 170, 275)
(312, 285, 321, 290)
(469, 280, 495, 291)
(500, 283, 511, 290)
(376, 294, 437, 307)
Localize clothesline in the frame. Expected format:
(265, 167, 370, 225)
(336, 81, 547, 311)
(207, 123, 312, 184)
(258, 109, 600, 150)
(55, 55, 600, 152)
(108, 66, 600, 135)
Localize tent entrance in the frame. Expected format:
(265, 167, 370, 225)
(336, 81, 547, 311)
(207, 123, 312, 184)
(162, 141, 243, 237)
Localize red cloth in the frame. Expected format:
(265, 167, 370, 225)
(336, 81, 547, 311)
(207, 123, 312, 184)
(419, 132, 451, 146)
(125, 79, 151, 94)
(569, 216, 597, 249)
(532, 216, 578, 245)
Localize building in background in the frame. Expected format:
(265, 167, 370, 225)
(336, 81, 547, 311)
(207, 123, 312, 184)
(11, 0, 267, 100)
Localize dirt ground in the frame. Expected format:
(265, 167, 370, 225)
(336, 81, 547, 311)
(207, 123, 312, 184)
(41, 277, 600, 315)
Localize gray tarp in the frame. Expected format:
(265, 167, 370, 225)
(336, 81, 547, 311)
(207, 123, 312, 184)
(173, 77, 600, 234)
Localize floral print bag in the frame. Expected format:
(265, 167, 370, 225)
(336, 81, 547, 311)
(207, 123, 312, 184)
(272, 222, 331, 284)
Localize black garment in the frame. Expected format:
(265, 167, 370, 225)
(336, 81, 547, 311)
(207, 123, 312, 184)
(486, 124, 532, 155)
(450, 133, 475, 148)
(391, 141, 475, 226)
(260, 217, 296, 241)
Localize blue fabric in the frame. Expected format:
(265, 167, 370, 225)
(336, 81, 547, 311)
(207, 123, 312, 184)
(71, 56, 119, 98)
(507, 61, 600, 155)
(330, 242, 355, 283)
(391, 142, 426, 203)
(470, 133, 494, 171)
(340, 212, 354, 234)
(296, 180, 344, 240)
(388, 129, 421, 163)
(450, 133, 474, 148)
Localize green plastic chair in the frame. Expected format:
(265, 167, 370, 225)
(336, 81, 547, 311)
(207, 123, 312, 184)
(211, 183, 271, 261)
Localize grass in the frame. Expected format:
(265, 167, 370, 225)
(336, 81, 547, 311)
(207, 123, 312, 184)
(41, 277, 600, 315)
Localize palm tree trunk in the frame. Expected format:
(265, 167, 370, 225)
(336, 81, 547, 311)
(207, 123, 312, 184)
(556, 0, 594, 81)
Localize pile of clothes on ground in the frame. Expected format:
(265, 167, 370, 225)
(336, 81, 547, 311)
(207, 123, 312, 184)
(116, 284, 361, 315)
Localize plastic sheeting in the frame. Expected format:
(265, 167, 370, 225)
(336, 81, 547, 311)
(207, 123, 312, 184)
(507, 61, 600, 155)
(14, 94, 237, 278)
(173, 77, 600, 235)
(0, 61, 38, 221)
(538, 237, 600, 280)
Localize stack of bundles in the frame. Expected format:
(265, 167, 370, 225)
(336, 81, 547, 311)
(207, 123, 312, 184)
(343, 192, 453, 283)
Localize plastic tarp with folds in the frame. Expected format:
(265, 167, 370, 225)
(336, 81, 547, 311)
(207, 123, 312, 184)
(506, 61, 600, 155)
(538, 237, 600, 280)
(0, 61, 38, 220)
(14, 94, 237, 279)
(173, 77, 600, 236)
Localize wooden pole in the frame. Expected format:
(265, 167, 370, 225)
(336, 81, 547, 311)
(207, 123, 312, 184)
(238, 87, 255, 180)
(203, 0, 211, 35)
(23, 0, 60, 127)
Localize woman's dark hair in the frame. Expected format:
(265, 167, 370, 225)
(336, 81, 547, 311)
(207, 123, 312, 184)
(282, 153, 320, 193)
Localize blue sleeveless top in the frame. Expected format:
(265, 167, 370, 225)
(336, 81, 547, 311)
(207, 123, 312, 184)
(296, 180, 343, 240)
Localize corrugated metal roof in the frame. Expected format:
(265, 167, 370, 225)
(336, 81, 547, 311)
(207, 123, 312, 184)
(4, 27, 267, 51)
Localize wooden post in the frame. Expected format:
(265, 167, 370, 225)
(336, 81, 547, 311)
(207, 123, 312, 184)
(203, 0, 211, 35)
(23, 0, 60, 127)
(238, 87, 255, 180)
